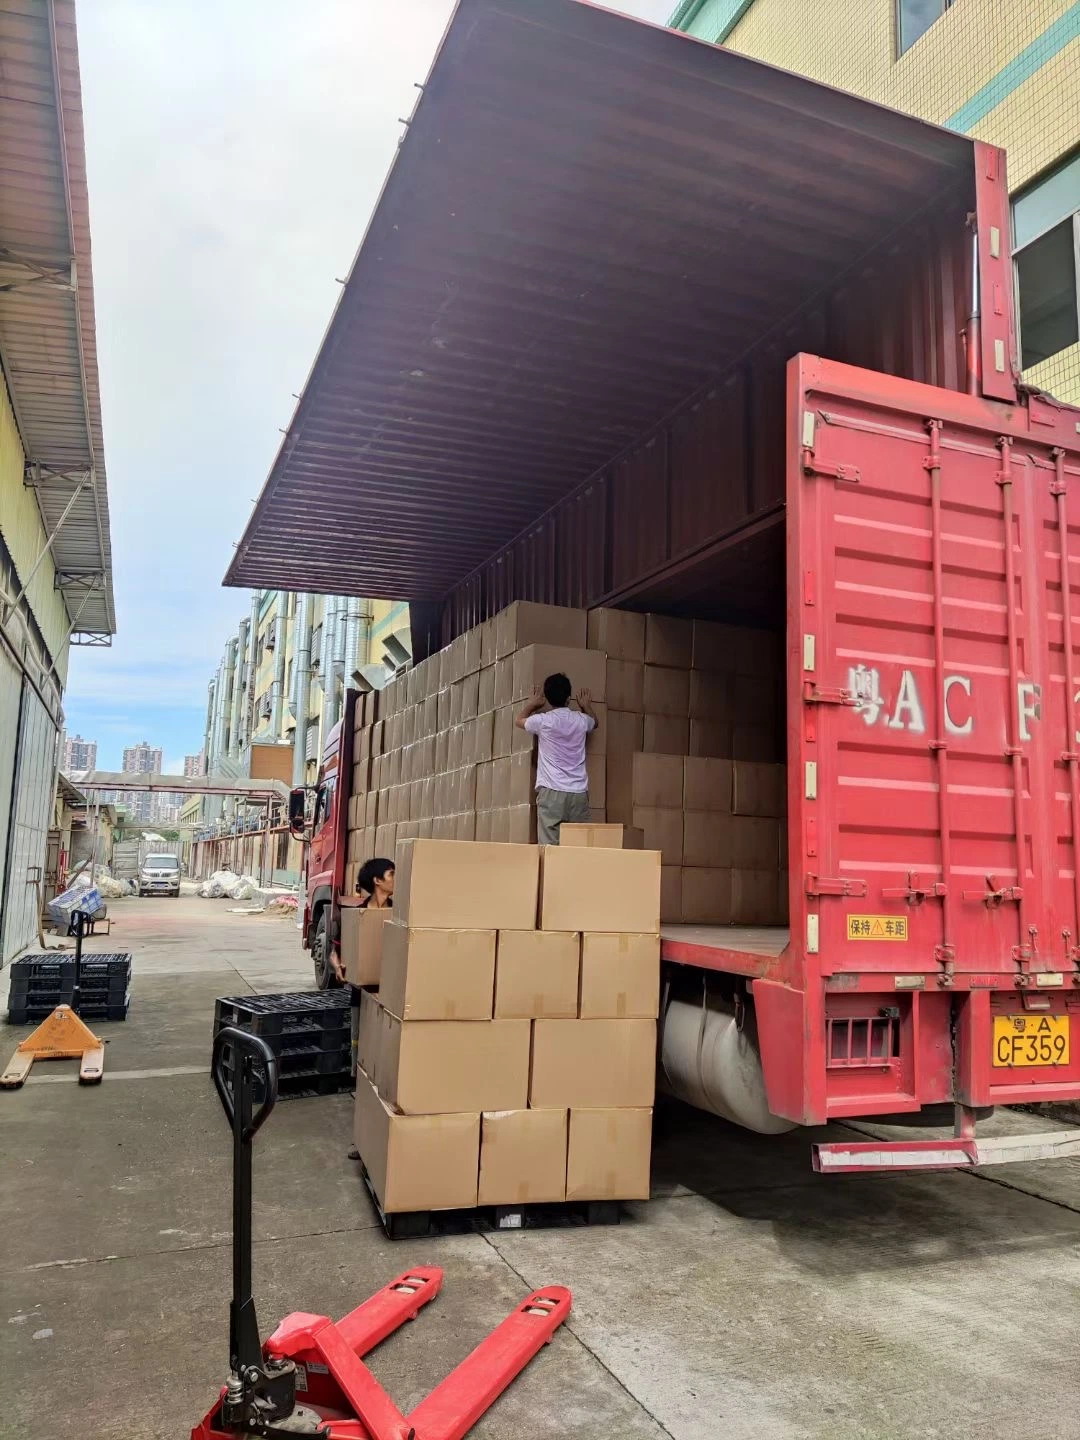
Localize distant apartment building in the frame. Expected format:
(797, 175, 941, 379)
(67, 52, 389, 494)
(184, 753, 206, 777)
(122, 741, 163, 824)
(62, 734, 97, 773)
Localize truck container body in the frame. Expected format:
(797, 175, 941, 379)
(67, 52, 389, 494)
(243, 0, 1080, 1167)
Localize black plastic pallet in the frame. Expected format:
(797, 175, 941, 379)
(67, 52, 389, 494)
(219, 1062, 351, 1102)
(12, 952, 131, 978)
(219, 1043, 349, 1078)
(212, 1013, 350, 1053)
(214, 991, 349, 1038)
(10, 972, 129, 998)
(357, 1161, 621, 1241)
(8, 994, 130, 1025)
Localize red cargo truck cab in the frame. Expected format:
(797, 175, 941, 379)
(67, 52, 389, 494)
(294, 695, 356, 989)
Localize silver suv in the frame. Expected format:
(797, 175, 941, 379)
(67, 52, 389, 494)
(138, 854, 181, 897)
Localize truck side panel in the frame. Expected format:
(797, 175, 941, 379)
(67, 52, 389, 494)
(758, 353, 1080, 1123)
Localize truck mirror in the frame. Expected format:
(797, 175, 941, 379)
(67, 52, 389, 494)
(288, 787, 308, 838)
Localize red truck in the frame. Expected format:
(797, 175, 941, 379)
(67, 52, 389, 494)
(263, 0, 1080, 1173)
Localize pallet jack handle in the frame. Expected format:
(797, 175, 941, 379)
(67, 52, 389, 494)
(211, 1027, 281, 1398)
(68, 909, 92, 1015)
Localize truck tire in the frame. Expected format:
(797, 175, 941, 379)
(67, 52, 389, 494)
(312, 910, 339, 991)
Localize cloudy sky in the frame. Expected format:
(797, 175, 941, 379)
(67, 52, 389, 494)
(65, 0, 673, 772)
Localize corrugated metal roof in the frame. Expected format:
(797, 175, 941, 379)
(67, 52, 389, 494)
(225, 0, 977, 603)
(0, 0, 114, 639)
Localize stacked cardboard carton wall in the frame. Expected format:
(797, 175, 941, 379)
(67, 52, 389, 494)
(343, 600, 786, 926)
(345, 603, 606, 891)
(594, 609, 787, 925)
(354, 839, 659, 1214)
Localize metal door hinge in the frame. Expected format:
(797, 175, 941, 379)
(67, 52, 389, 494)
(962, 874, 1023, 906)
(805, 875, 868, 898)
(802, 451, 861, 484)
(803, 682, 856, 706)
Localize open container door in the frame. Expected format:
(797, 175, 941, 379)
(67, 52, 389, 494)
(755, 352, 1080, 1166)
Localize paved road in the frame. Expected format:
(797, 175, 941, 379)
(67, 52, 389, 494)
(2, 895, 1079, 1439)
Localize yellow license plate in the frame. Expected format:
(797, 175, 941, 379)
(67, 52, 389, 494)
(992, 1014, 1070, 1068)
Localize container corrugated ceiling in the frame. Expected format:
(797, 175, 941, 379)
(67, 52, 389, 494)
(225, 0, 977, 603)
(0, 0, 114, 640)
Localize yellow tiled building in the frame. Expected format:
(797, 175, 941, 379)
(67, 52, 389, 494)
(670, 0, 1080, 404)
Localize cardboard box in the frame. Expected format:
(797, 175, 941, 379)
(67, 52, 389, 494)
(354, 1069, 479, 1213)
(478, 1108, 568, 1206)
(643, 665, 690, 717)
(689, 669, 732, 722)
(585, 753, 605, 808)
(477, 665, 496, 716)
(357, 988, 380, 1079)
(631, 753, 683, 809)
(507, 804, 536, 844)
(605, 660, 644, 713)
(644, 614, 693, 669)
(494, 656, 515, 710)
(734, 673, 776, 725)
(380, 1014, 530, 1114)
(606, 710, 644, 753)
(459, 670, 480, 722)
(587, 606, 645, 661)
(643, 714, 689, 755)
(494, 929, 579, 1018)
(341, 905, 391, 986)
(566, 1108, 652, 1202)
(394, 839, 540, 929)
(496, 601, 587, 659)
(560, 823, 626, 849)
(489, 807, 510, 843)
(379, 923, 496, 1021)
(475, 760, 494, 813)
(530, 1019, 656, 1108)
(730, 815, 782, 868)
(508, 750, 533, 805)
(689, 718, 733, 759)
(732, 724, 780, 763)
(684, 757, 733, 813)
(731, 869, 783, 925)
(454, 812, 476, 842)
(540, 846, 661, 933)
(680, 867, 733, 924)
(732, 761, 786, 818)
(480, 617, 497, 668)
(660, 864, 682, 922)
(632, 807, 683, 865)
(511, 645, 606, 704)
(691, 618, 737, 672)
(437, 688, 452, 734)
(606, 752, 633, 826)
(463, 623, 483, 677)
(579, 932, 660, 1019)
(683, 812, 728, 868)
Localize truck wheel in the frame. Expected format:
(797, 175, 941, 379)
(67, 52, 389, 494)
(312, 911, 338, 991)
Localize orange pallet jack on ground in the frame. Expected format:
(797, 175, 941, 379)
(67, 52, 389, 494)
(1, 910, 105, 1089)
(193, 1027, 571, 1439)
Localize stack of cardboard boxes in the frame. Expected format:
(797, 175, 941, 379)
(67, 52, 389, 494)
(346, 602, 606, 883)
(354, 838, 660, 1216)
(344, 599, 786, 927)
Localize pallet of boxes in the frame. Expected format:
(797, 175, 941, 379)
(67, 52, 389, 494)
(353, 835, 660, 1235)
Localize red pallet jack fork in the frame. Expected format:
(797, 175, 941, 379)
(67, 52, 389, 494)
(192, 1027, 571, 1440)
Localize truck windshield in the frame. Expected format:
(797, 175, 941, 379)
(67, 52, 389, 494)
(145, 855, 179, 870)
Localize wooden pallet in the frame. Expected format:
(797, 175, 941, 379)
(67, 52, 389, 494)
(357, 1161, 621, 1241)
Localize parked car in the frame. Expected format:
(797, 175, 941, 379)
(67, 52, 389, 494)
(138, 854, 181, 897)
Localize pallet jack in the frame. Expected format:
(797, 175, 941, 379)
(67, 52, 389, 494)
(1, 909, 105, 1089)
(193, 1026, 572, 1439)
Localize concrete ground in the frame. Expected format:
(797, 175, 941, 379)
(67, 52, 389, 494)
(3, 896, 1080, 1440)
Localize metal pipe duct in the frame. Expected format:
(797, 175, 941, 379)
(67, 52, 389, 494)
(213, 644, 233, 770)
(291, 593, 313, 787)
(246, 590, 261, 745)
(203, 678, 216, 768)
(270, 592, 289, 736)
(342, 596, 362, 693)
(230, 620, 248, 760)
(332, 595, 352, 728)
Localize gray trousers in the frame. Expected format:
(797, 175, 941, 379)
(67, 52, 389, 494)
(535, 786, 590, 845)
